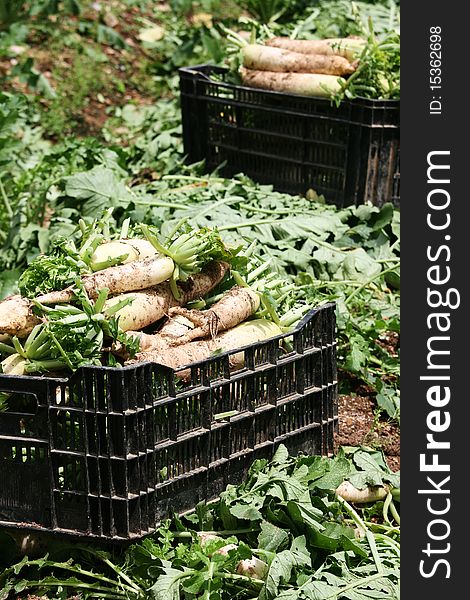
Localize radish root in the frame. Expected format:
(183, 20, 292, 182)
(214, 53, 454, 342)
(161, 286, 260, 345)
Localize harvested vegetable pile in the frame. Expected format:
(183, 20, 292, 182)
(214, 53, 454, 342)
(223, 5, 400, 101)
(239, 37, 365, 97)
(0, 210, 314, 391)
(0, 445, 400, 599)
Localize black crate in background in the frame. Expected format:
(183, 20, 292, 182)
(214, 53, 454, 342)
(0, 304, 337, 541)
(179, 65, 400, 207)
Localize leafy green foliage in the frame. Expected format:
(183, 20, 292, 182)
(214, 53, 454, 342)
(334, 21, 400, 101)
(18, 236, 87, 298)
(0, 446, 399, 599)
(0, 0, 81, 30)
(0, 97, 400, 416)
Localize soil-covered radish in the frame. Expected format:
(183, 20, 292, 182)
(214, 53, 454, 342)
(236, 557, 268, 580)
(241, 67, 345, 97)
(105, 261, 230, 332)
(266, 37, 366, 62)
(336, 480, 390, 503)
(0, 296, 41, 338)
(242, 44, 355, 76)
(160, 286, 260, 344)
(157, 314, 196, 342)
(36, 255, 175, 305)
(128, 319, 282, 373)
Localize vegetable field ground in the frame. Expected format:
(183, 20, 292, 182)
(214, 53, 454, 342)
(0, 0, 400, 597)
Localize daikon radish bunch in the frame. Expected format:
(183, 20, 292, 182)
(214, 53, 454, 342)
(141, 222, 241, 299)
(99, 260, 231, 333)
(127, 318, 282, 376)
(223, 21, 398, 101)
(0, 283, 139, 377)
(242, 43, 355, 76)
(123, 285, 264, 353)
(221, 26, 359, 99)
(18, 210, 167, 301)
(16, 207, 234, 311)
(0, 260, 230, 341)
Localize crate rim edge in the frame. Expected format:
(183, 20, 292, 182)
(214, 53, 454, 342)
(0, 302, 336, 384)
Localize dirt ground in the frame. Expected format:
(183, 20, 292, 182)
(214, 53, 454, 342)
(335, 394, 400, 472)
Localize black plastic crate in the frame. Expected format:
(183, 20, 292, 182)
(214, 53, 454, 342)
(179, 64, 400, 207)
(0, 303, 337, 541)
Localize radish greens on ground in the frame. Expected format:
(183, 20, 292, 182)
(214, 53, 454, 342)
(0, 445, 400, 599)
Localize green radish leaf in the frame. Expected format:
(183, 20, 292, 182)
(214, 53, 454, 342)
(0, 269, 20, 300)
(312, 457, 352, 491)
(149, 567, 188, 600)
(258, 521, 290, 553)
(64, 167, 133, 216)
(260, 536, 311, 600)
(229, 503, 263, 522)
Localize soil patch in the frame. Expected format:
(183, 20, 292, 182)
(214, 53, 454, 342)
(335, 394, 400, 472)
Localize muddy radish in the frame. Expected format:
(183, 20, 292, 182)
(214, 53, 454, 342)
(242, 44, 355, 76)
(241, 68, 345, 97)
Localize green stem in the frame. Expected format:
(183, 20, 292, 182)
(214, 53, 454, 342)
(193, 194, 239, 220)
(336, 496, 367, 533)
(0, 342, 15, 355)
(217, 218, 284, 232)
(47, 329, 74, 370)
(9, 558, 138, 596)
(260, 292, 280, 325)
(247, 259, 273, 284)
(0, 177, 13, 219)
(343, 518, 399, 535)
(206, 561, 215, 595)
(140, 224, 171, 257)
(231, 270, 249, 288)
(337, 496, 383, 574)
(25, 359, 66, 373)
(94, 288, 110, 314)
(120, 218, 130, 239)
(366, 529, 384, 574)
(12, 337, 25, 357)
(375, 533, 400, 554)
(327, 572, 394, 599)
(389, 499, 400, 525)
(220, 573, 264, 587)
(383, 492, 393, 526)
(161, 175, 225, 182)
(173, 527, 259, 538)
(100, 556, 144, 595)
(16, 582, 127, 598)
(133, 199, 189, 210)
(239, 203, 301, 216)
(345, 265, 399, 306)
